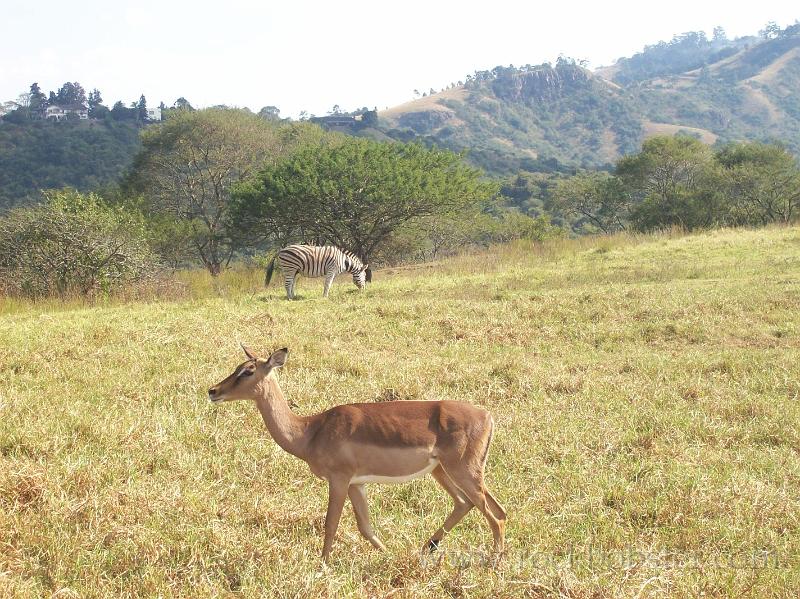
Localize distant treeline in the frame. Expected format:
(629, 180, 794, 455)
(0, 108, 558, 298)
(549, 136, 800, 233)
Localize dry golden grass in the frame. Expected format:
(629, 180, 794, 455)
(1, 226, 799, 597)
(748, 47, 800, 85)
(642, 121, 718, 145)
(379, 87, 467, 121)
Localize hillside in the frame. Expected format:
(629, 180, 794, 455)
(0, 119, 141, 207)
(2, 24, 800, 202)
(372, 25, 800, 174)
(377, 59, 642, 173)
(1, 226, 799, 596)
(630, 30, 800, 149)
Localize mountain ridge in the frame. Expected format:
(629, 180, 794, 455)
(367, 24, 800, 174)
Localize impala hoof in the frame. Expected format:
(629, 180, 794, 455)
(428, 539, 440, 553)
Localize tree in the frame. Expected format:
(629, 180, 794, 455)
(231, 137, 498, 267)
(56, 81, 87, 106)
(137, 94, 148, 122)
(111, 100, 136, 121)
(616, 135, 723, 231)
(88, 88, 104, 116)
(29, 83, 46, 111)
(15, 93, 31, 109)
(125, 108, 285, 275)
(359, 109, 378, 127)
(552, 172, 630, 233)
(759, 21, 781, 39)
(258, 106, 281, 120)
(0, 101, 18, 117)
(173, 97, 193, 110)
(717, 142, 800, 224)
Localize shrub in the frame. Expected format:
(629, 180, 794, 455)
(0, 190, 160, 298)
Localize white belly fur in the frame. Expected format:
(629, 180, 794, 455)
(350, 458, 439, 485)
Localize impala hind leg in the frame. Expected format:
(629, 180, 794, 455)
(439, 461, 505, 554)
(426, 465, 474, 552)
(349, 484, 386, 551)
(485, 489, 507, 522)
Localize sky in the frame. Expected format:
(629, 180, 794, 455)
(1, 0, 798, 118)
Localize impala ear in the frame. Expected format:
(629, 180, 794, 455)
(241, 343, 257, 360)
(266, 347, 289, 369)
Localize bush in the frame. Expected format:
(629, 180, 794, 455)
(0, 190, 160, 298)
(375, 210, 561, 265)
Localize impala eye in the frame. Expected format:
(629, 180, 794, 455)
(238, 368, 254, 378)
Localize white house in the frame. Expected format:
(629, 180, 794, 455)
(45, 104, 88, 121)
(146, 106, 162, 121)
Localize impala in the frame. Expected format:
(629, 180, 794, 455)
(207, 346, 507, 561)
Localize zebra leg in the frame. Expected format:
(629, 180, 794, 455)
(323, 271, 336, 298)
(284, 270, 297, 300)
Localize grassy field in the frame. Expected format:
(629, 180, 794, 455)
(1, 227, 799, 598)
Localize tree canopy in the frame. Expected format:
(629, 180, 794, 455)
(125, 108, 288, 275)
(552, 136, 800, 233)
(231, 137, 498, 266)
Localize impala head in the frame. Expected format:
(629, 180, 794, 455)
(208, 345, 288, 402)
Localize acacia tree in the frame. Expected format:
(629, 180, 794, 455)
(551, 171, 630, 233)
(231, 137, 498, 269)
(126, 108, 284, 275)
(716, 142, 800, 225)
(616, 135, 723, 231)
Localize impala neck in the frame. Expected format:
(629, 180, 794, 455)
(254, 375, 308, 460)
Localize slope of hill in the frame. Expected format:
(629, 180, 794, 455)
(630, 30, 800, 148)
(2, 24, 799, 201)
(0, 119, 141, 208)
(373, 25, 800, 175)
(2, 226, 799, 596)
(378, 59, 642, 173)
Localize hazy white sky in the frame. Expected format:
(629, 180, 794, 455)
(1, 0, 797, 117)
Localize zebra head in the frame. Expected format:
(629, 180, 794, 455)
(352, 265, 368, 290)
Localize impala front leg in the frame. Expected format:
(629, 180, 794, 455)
(321, 478, 350, 561)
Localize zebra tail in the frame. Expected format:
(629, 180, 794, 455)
(265, 255, 276, 287)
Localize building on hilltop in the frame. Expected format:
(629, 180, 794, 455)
(44, 104, 89, 121)
(146, 106, 162, 121)
(310, 114, 360, 127)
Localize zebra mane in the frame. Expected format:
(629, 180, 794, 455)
(339, 248, 364, 270)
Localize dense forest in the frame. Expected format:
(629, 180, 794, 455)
(0, 120, 141, 207)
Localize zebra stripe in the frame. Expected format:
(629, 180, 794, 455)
(267, 244, 368, 299)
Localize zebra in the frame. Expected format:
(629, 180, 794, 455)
(265, 244, 369, 299)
